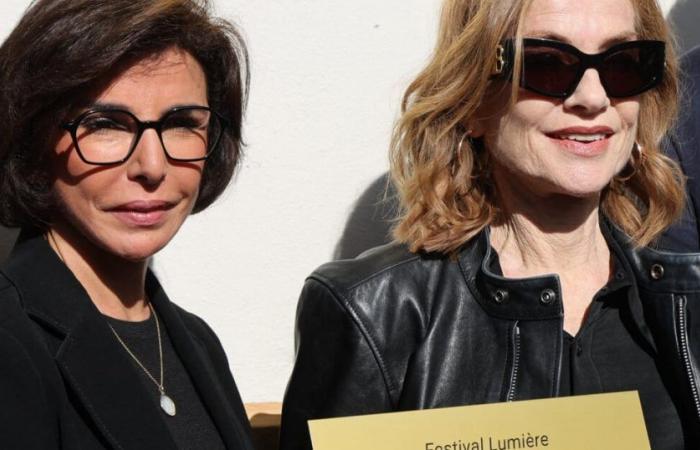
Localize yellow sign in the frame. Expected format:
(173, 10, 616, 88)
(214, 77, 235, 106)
(309, 391, 649, 450)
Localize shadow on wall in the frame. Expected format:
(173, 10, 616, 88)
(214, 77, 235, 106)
(333, 172, 399, 260)
(670, 0, 700, 54)
(0, 226, 19, 264)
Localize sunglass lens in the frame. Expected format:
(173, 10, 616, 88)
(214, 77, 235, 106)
(522, 46, 580, 97)
(600, 44, 664, 97)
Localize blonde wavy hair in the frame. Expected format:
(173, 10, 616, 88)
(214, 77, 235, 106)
(391, 0, 684, 254)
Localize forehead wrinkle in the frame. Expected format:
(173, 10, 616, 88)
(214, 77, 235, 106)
(523, 0, 636, 51)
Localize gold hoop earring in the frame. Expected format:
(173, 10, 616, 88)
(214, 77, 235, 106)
(450, 132, 471, 176)
(456, 131, 490, 185)
(457, 132, 471, 153)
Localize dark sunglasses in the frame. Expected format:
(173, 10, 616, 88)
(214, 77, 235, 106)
(494, 38, 666, 98)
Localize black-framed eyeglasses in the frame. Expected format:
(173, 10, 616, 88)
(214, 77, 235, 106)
(494, 38, 665, 98)
(61, 105, 226, 166)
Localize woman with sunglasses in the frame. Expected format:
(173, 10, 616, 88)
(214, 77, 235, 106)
(0, 1, 253, 449)
(280, 0, 695, 448)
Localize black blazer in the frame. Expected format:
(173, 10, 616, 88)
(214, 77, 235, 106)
(662, 45, 700, 251)
(0, 231, 254, 450)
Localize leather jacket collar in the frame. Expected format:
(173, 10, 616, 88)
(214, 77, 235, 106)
(460, 227, 564, 321)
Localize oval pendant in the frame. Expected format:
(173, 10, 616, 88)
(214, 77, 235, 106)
(160, 393, 177, 416)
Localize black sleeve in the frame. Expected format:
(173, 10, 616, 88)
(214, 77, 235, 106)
(0, 326, 57, 449)
(659, 136, 700, 251)
(660, 47, 700, 251)
(279, 278, 393, 450)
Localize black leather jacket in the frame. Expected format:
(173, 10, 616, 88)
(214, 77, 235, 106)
(280, 223, 700, 450)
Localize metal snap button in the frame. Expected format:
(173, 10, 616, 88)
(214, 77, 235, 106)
(650, 263, 664, 280)
(540, 288, 556, 305)
(493, 289, 509, 304)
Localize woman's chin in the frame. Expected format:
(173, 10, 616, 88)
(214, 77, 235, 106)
(545, 174, 615, 200)
(95, 236, 171, 263)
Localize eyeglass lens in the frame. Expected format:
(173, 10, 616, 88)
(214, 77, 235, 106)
(74, 108, 219, 164)
(520, 41, 663, 98)
(522, 46, 579, 96)
(599, 47, 658, 96)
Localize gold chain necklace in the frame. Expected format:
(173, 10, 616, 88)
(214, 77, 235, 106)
(46, 231, 176, 416)
(108, 304, 177, 416)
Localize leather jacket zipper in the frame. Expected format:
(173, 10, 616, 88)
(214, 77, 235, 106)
(675, 295, 700, 420)
(506, 322, 521, 402)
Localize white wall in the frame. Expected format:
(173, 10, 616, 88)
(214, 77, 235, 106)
(158, 1, 443, 403)
(661, 0, 683, 15)
(0, 0, 688, 403)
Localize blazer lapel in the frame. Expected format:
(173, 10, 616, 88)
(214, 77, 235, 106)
(2, 232, 176, 449)
(56, 306, 177, 449)
(148, 274, 252, 450)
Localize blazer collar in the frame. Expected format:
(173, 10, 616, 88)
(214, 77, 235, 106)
(2, 230, 249, 449)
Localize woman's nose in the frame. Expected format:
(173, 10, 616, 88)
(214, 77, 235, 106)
(126, 129, 168, 186)
(564, 68, 611, 114)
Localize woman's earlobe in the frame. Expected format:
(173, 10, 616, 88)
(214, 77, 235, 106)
(467, 120, 486, 138)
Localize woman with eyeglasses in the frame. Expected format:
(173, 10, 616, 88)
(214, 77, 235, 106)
(0, 1, 253, 449)
(280, 0, 696, 449)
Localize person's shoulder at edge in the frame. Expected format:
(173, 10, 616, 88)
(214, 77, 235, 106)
(673, 45, 700, 145)
(683, 45, 700, 77)
(658, 45, 700, 252)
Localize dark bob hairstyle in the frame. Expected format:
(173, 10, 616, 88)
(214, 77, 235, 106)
(0, 0, 249, 228)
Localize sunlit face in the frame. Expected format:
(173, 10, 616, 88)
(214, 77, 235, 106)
(478, 0, 640, 202)
(51, 48, 207, 261)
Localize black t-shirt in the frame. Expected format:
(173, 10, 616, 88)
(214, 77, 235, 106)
(105, 313, 226, 450)
(558, 260, 684, 449)
(490, 250, 685, 449)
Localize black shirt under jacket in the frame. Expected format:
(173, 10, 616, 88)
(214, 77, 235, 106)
(280, 220, 700, 450)
(105, 315, 227, 450)
(0, 230, 254, 450)
(488, 253, 685, 449)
